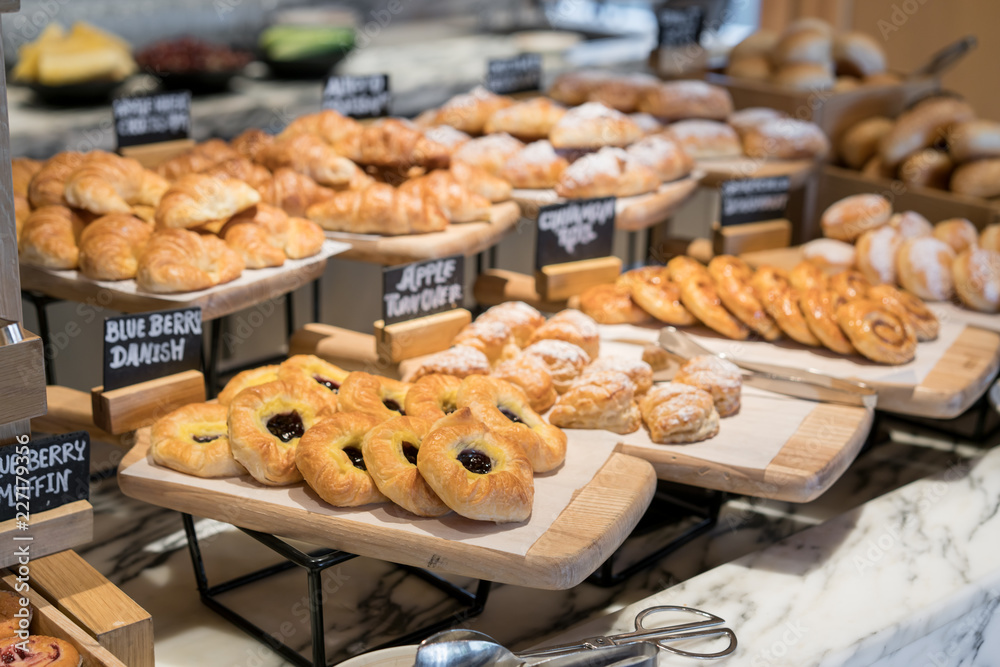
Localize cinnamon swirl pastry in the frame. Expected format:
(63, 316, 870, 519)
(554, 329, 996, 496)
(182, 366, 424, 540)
(362, 415, 449, 517)
(788, 261, 828, 291)
(800, 288, 857, 355)
(867, 284, 939, 341)
(751, 266, 821, 346)
(296, 412, 389, 507)
(836, 300, 917, 365)
(618, 266, 696, 326)
(829, 269, 872, 301)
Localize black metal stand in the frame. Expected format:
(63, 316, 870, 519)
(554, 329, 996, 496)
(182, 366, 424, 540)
(181, 514, 491, 667)
(587, 482, 724, 587)
(22, 290, 61, 386)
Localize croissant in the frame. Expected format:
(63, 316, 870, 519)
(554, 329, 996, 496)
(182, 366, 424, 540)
(204, 157, 273, 191)
(285, 216, 326, 259)
(259, 133, 356, 187)
(258, 167, 339, 217)
(449, 161, 512, 202)
(223, 222, 286, 268)
(13, 158, 42, 241)
(28, 151, 86, 208)
(484, 97, 566, 141)
(18, 205, 85, 269)
(279, 110, 364, 158)
(223, 203, 326, 262)
(64, 151, 170, 214)
(155, 173, 261, 229)
(136, 228, 244, 293)
(419, 86, 515, 135)
(78, 213, 153, 280)
(307, 182, 448, 235)
(398, 170, 491, 223)
(157, 139, 240, 181)
(230, 128, 275, 162)
(351, 119, 450, 169)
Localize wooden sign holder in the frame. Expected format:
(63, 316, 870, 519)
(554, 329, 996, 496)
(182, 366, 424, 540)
(535, 256, 622, 302)
(91, 369, 206, 436)
(373, 308, 471, 363)
(119, 137, 194, 169)
(712, 218, 792, 257)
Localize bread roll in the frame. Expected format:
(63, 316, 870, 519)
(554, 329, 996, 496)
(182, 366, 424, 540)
(772, 62, 835, 91)
(665, 120, 742, 159)
(728, 107, 788, 138)
(772, 29, 832, 66)
(895, 236, 955, 301)
(729, 30, 780, 61)
(953, 246, 1000, 313)
(637, 80, 733, 121)
(879, 96, 976, 168)
(820, 194, 891, 242)
(950, 158, 1000, 198)
(979, 223, 1000, 252)
(899, 149, 953, 190)
(933, 218, 978, 253)
(833, 32, 887, 78)
(742, 118, 830, 160)
(948, 119, 1000, 163)
(726, 55, 771, 80)
(861, 154, 893, 179)
(839, 116, 894, 170)
(889, 211, 933, 239)
(855, 225, 902, 285)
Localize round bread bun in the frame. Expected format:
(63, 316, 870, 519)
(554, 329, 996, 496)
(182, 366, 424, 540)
(725, 55, 771, 80)
(861, 154, 894, 180)
(948, 119, 1000, 163)
(933, 218, 979, 253)
(856, 225, 903, 285)
(899, 149, 954, 190)
(728, 107, 788, 138)
(953, 246, 1000, 313)
(729, 30, 780, 61)
(879, 95, 976, 169)
(950, 158, 1000, 198)
(889, 211, 933, 239)
(833, 31, 887, 78)
(772, 28, 832, 66)
(979, 223, 1000, 252)
(637, 80, 734, 122)
(772, 62, 835, 91)
(665, 120, 742, 159)
(802, 238, 856, 271)
(821, 194, 892, 242)
(839, 116, 894, 170)
(896, 236, 956, 301)
(742, 118, 830, 160)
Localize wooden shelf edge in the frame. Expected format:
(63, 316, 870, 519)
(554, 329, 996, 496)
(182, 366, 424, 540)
(0, 501, 94, 569)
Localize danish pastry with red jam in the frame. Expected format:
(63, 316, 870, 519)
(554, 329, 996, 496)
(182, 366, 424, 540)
(296, 412, 389, 507)
(404, 374, 461, 421)
(362, 415, 450, 516)
(151, 403, 246, 478)
(338, 372, 410, 422)
(218, 364, 279, 406)
(278, 354, 350, 394)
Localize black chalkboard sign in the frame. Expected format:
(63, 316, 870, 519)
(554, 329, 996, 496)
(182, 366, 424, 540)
(657, 7, 704, 48)
(382, 255, 465, 326)
(103, 307, 203, 391)
(719, 176, 791, 226)
(113, 91, 191, 149)
(0, 432, 90, 522)
(535, 197, 616, 269)
(485, 53, 542, 95)
(321, 74, 391, 118)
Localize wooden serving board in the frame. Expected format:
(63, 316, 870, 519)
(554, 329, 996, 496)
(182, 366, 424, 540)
(512, 174, 701, 232)
(697, 157, 818, 189)
(326, 201, 521, 266)
(118, 431, 656, 591)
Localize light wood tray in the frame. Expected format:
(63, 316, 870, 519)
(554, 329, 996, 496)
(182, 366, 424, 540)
(326, 201, 521, 265)
(118, 430, 656, 590)
(512, 174, 701, 232)
(696, 157, 818, 189)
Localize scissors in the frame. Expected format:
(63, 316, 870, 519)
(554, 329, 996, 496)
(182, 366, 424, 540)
(517, 605, 737, 660)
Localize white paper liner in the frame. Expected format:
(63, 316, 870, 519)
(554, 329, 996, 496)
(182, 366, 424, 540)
(930, 301, 1000, 333)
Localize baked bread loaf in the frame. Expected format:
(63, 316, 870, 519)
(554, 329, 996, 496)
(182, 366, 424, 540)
(555, 147, 660, 198)
(416, 407, 533, 523)
(838, 116, 894, 169)
(578, 282, 653, 325)
(136, 229, 244, 293)
(950, 158, 1000, 198)
(619, 266, 696, 326)
(855, 225, 902, 285)
(500, 140, 569, 189)
(404, 373, 462, 421)
(836, 299, 917, 364)
(484, 97, 566, 141)
(802, 238, 856, 271)
(521, 339, 591, 394)
(338, 372, 410, 422)
(278, 354, 349, 394)
(28, 151, 86, 208)
(18, 205, 85, 269)
(64, 151, 169, 215)
(420, 86, 514, 135)
(821, 193, 891, 242)
(77, 212, 152, 280)
(947, 119, 1000, 163)
(880, 96, 976, 169)
(673, 354, 742, 417)
(549, 102, 644, 149)
(730, 30, 780, 61)
(640, 382, 720, 444)
(306, 183, 448, 236)
(451, 132, 525, 177)
(667, 256, 749, 340)
(933, 218, 978, 253)
(626, 134, 693, 181)
(899, 149, 954, 190)
(953, 246, 1000, 313)
(477, 301, 545, 347)
(151, 402, 245, 477)
(362, 415, 449, 516)
(491, 355, 557, 413)
(867, 284, 939, 341)
(637, 80, 733, 121)
(742, 118, 830, 160)
(550, 370, 642, 434)
(528, 309, 599, 359)
(896, 236, 956, 300)
(296, 412, 389, 507)
(405, 345, 491, 383)
(155, 173, 260, 229)
(583, 356, 653, 395)
(218, 365, 280, 406)
(665, 120, 742, 159)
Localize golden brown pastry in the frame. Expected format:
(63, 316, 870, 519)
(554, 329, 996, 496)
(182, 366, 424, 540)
(584, 356, 654, 395)
(451, 133, 526, 177)
(157, 139, 241, 181)
(855, 225, 902, 285)
(77, 212, 152, 280)
(484, 97, 566, 141)
(397, 170, 491, 223)
(640, 382, 720, 444)
(259, 133, 357, 187)
(13, 157, 42, 241)
(457, 375, 566, 472)
(278, 354, 349, 394)
(555, 147, 660, 199)
(980, 223, 1000, 252)
(63, 151, 168, 215)
(674, 355, 742, 417)
(155, 173, 260, 229)
(0, 635, 80, 667)
(151, 402, 246, 478)
(257, 167, 338, 218)
(950, 158, 1000, 198)
(742, 118, 830, 160)
(898, 149, 954, 190)
(18, 205, 85, 269)
(833, 31, 887, 77)
(788, 261, 828, 291)
(708, 255, 781, 341)
(362, 415, 449, 516)
(578, 283, 653, 325)
(421, 86, 515, 135)
(867, 284, 939, 341)
(880, 96, 976, 169)
(549, 102, 644, 149)
(625, 134, 694, 182)
(279, 110, 362, 154)
(933, 218, 978, 253)
(836, 300, 917, 365)
(28, 151, 86, 208)
(751, 266, 821, 346)
(222, 219, 285, 268)
(353, 118, 451, 169)
(490, 354, 557, 413)
(727, 107, 787, 138)
(477, 301, 545, 347)
(838, 116, 894, 170)
(642, 344, 671, 371)
(423, 125, 472, 155)
(228, 378, 337, 485)
(829, 269, 872, 301)
(306, 182, 448, 236)
(500, 140, 569, 189)
(800, 288, 856, 355)
(549, 370, 641, 434)
(136, 229, 244, 293)
(338, 372, 410, 422)
(205, 156, 273, 192)
(889, 211, 933, 240)
(218, 365, 280, 406)
(725, 55, 771, 80)
(896, 236, 956, 301)
(820, 194, 891, 242)
(547, 70, 613, 106)
(729, 30, 780, 62)
(404, 373, 462, 421)
(947, 119, 1000, 163)
(416, 407, 533, 523)
(529, 309, 600, 359)
(451, 320, 516, 365)
(296, 412, 389, 507)
(521, 339, 591, 394)
(773, 27, 832, 66)
(664, 120, 742, 159)
(230, 128, 275, 162)
(637, 80, 733, 121)
(449, 161, 512, 203)
(405, 345, 491, 383)
(953, 246, 1000, 313)
(619, 266, 696, 326)
(668, 256, 750, 341)
(802, 238, 856, 271)
(586, 73, 660, 113)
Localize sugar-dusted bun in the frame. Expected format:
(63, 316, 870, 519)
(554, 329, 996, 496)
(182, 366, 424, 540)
(637, 80, 733, 121)
(665, 120, 742, 159)
(948, 119, 1000, 163)
(772, 62, 835, 91)
(802, 238, 856, 270)
(895, 236, 956, 301)
(933, 218, 979, 253)
(899, 149, 954, 190)
(979, 223, 1000, 252)
(879, 96, 976, 169)
(730, 30, 780, 61)
(772, 28, 832, 66)
(820, 194, 892, 242)
(839, 117, 894, 170)
(889, 211, 933, 239)
(953, 246, 1000, 313)
(728, 107, 788, 139)
(833, 32, 887, 78)
(726, 55, 771, 80)
(742, 118, 830, 160)
(855, 225, 902, 285)
(950, 158, 1000, 198)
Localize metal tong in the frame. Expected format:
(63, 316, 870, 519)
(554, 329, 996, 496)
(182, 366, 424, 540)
(659, 327, 877, 408)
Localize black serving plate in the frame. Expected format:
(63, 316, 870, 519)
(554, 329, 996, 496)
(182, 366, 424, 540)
(153, 68, 244, 95)
(27, 77, 127, 107)
(260, 45, 353, 80)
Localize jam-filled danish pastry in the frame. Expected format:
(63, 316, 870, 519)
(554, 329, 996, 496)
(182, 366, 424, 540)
(362, 415, 450, 517)
(295, 412, 389, 507)
(151, 403, 246, 478)
(278, 354, 350, 394)
(836, 299, 917, 365)
(0, 635, 80, 667)
(404, 374, 462, 421)
(338, 372, 410, 422)
(417, 407, 534, 523)
(218, 365, 279, 406)
(228, 378, 336, 485)
(457, 375, 566, 473)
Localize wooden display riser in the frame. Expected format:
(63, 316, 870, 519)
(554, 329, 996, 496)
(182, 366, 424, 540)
(326, 201, 521, 265)
(119, 431, 655, 591)
(512, 175, 700, 232)
(0, 501, 93, 570)
(32, 385, 128, 449)
(696, 157, 818, 189)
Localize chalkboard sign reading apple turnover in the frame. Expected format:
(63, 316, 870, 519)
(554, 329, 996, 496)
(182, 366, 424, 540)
(719, 176, 791, 227)
(103, 307, 203, 391)
(382, 255, 465, 326)
(113, 90, 191, 149)
(535, 196, 616, 269)
(0, 432, 90, 522)
(486, 53, 542, 95)
(321, 74, 391, 118)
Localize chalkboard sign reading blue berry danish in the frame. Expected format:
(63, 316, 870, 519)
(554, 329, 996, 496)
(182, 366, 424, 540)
(113, 91, 191, 149)
(719, 176, 791, 226)
(103, 307, 203, 391)
(321, 74, 391, 118)
(382, 255, 465, 326)
(535, 197, 616, 269)
(0, 431, 90, 522)
(486, 54, 542, 95)
(657, 7, 704, 48)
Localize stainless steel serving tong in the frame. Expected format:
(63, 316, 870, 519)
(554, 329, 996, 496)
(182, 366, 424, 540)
(658, 327, 878, 409)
